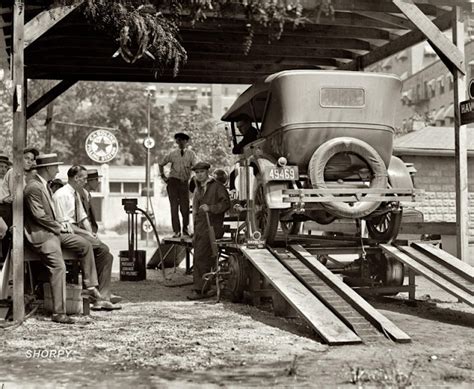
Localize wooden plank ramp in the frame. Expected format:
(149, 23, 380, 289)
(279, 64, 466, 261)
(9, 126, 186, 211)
(381, 244, 474, 307)
(240, 247, 361, 345)
(289, 245, 411, 343)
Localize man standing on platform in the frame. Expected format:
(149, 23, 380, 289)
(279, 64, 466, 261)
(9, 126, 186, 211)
(24, 154, 103, 324)
(159, 132, 196, 238)
(53, 165, 120, 311)
(187, 162, 230, 300)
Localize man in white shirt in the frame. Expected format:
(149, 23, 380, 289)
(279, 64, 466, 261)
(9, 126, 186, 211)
(159, 132, 197, 238)
(53, 165, 120, 311)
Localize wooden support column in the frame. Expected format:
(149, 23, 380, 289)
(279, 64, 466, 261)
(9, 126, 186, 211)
(12, 0, 25, 321)
(452, 6, 469, 261)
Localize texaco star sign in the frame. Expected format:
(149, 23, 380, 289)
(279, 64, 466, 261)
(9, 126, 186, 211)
(85, 130, 119, 163)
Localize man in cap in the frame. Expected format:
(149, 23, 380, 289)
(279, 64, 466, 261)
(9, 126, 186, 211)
(53, 165, 121, 310)
(24, 154, 104, 324)
(0, 146, 39, 204)
(187, 162, 230, 300)
(0, 154, 11, 185)
(159, 132, 197, 238)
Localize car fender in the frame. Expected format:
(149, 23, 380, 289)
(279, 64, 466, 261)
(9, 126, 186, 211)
(387, 156, 414, 189)
(253, 157, 291, 209)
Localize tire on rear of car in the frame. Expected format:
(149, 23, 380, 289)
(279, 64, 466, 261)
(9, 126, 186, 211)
(309, 137, 388, 219)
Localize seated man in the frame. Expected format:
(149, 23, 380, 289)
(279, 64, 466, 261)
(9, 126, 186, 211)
(232, 116, 259, 155)
(24, 153, 103, 324)
(53, 165, 120, 310)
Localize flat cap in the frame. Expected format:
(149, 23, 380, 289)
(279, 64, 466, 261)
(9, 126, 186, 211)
(192, 161, 211, 171)
(24, 147, 40, 157)
(174, 132, 190, 141)
(0, 154, 11, 165)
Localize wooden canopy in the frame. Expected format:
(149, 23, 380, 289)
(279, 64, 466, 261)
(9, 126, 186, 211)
(0, 0, 469, 85)
(1, 0, 472, 321)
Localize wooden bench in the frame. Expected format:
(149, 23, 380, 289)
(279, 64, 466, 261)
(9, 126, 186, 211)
(24, 246, 90, 315)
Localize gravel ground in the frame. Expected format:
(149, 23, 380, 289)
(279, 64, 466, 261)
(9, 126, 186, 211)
(0, 234, 472, 388)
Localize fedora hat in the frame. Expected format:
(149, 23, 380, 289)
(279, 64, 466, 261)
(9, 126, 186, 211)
(35, 153, 63, 168)
(174, 132, 190, 141)
(87, 169, 102, 180)
(23, 147, 40, 157)
(0, 154, 11, 165)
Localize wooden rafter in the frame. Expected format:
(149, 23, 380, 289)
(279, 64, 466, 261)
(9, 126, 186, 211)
(354, 11, 416, 29)
(26, 79, 77, 119)
(393, 0, 465, 74)
(24, 1, 82, 48)
(339, 11, 452, 70)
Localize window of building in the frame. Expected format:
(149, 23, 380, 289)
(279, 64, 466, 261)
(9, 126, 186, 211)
(169, 87, 174, 95)
(123, 182, 140, 193)
(438, 77, 445, 94)
(224, 87, 229, 96)
(110, 182, 121, 193)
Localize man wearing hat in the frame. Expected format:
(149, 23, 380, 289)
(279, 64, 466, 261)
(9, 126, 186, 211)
(82, 169, 102, 234)
(24, 154, 104, 324)
(0, 146, 39, 204)
(0, 154, 12, 185)
(187, 161, 230, 300)
(159, 132, 197, 238)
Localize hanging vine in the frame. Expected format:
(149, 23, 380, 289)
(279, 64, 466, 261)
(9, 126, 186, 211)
(53, 0, 334, 75)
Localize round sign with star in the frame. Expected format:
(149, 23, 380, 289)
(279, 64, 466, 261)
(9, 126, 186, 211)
(85, 130, 119, 163)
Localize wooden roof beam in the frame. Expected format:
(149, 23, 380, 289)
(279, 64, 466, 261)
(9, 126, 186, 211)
(393, 0, 465, 74)
(26, 79, 77, 119)
(339, 10, 452, 70)
(24, 1, 82, 48)
(315, 0, 441, 15)
(353, 11, 416, 29)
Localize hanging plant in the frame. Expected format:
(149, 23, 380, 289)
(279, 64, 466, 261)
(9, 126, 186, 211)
(52, 1, 330, 74)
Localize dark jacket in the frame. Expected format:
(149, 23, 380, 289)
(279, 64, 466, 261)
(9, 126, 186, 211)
(24, 175, 62, 245)
(192, 178, 230, 238)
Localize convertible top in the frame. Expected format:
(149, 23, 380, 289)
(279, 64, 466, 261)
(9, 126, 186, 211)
(221, 70, 400, 123)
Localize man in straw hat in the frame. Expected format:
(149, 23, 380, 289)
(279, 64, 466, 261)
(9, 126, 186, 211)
(24, 153, 104, 324)
(187, 161, 230, 300)
(159, 132, 196, 238)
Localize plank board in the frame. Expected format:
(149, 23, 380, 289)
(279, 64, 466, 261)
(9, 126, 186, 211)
(240, 247, 361, 345)
(289, 245, 411, 343)
(381, 245, 474, 306)
(412, 243, 474, 282)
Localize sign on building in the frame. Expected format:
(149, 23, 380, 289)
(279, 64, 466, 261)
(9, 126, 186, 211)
(85, 130, 119, 163)
(460, 99, 474, 126)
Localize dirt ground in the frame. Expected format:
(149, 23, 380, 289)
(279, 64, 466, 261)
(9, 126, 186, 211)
(1, 260, 473, 389)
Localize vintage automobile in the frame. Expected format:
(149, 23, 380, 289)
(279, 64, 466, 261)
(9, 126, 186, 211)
(222, 70, 417, 247)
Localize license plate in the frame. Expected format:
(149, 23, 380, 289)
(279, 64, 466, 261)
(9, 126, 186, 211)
(265, 166, 299, 181)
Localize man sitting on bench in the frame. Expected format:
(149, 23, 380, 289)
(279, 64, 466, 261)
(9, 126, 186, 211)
(53, 165, 121, 310)
(24, 154, 104, 324)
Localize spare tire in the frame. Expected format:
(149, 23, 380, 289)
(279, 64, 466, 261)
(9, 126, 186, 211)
(309, 137, 388, 219)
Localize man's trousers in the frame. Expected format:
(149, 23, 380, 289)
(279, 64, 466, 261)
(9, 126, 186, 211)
(166, 177, 190, 234)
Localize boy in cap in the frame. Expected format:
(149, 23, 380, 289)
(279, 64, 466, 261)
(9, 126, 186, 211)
(159, 132, 197, 238)
(187, 161, 230, 300)
(0, 154, 11, 184)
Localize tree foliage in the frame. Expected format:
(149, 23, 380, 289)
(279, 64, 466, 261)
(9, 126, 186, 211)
(53, 0, 334, 75)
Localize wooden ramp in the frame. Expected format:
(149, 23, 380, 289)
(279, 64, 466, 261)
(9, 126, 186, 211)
(381, 243, 474, 307)
(288, 245, 411, 343)
(240, 247, 361, 345)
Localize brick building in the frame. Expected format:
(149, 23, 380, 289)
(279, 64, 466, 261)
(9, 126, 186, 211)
(394, 127, 474, 246)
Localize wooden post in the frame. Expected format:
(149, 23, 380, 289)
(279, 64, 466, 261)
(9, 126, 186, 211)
(12, 0, 25, 321)
(45, 102, 54, 152)
(452, 6, 468, 261)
